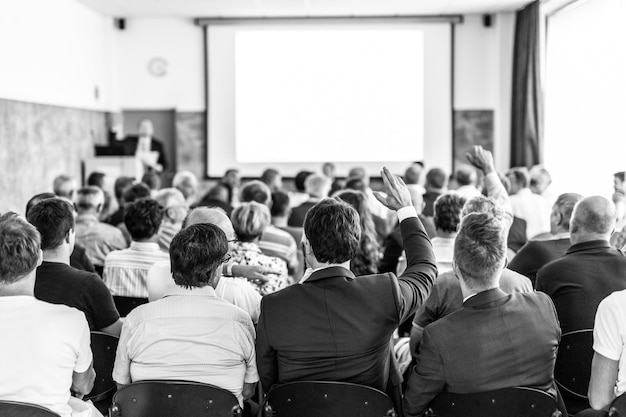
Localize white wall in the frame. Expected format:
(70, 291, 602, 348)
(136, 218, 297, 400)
(454, 13, 515, 170)
(0, 0, 117, 110)
(115, 18, 204, 111)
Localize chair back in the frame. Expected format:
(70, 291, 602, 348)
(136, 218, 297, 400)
(609, 393, 626, 417)
(109, 380, 242, 417)
(0, 400, 61, 417)
(113, 296, 148, 317)
(424, 386, 561, 417)
(263, 381, 397, 417)
(85, 331, 119, 403)
(554, 329, 594, 398)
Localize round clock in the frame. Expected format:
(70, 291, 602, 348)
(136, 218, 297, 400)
(148, 57, 168, 77)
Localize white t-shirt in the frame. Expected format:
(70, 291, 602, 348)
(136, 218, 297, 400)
(593, 289, 626, 397)
(0, 296, 92, 417)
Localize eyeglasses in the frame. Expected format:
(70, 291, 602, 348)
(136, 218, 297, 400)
(221, 255, 232, 265)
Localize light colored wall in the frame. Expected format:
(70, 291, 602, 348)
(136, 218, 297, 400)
(0, 0, 117, 110)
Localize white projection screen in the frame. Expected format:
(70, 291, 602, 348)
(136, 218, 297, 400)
(206, 21, 452, 177)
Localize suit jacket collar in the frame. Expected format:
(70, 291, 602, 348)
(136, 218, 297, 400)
(463, 287, 509, 308)
(567, 239, 612, 254)
(305, 266, 355, 283)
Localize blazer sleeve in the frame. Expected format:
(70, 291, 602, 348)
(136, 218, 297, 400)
(255, 297, 278, 393)
(394, 216, 438, 324)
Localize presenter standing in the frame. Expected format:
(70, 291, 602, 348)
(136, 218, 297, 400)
(122, 119, 168, 175)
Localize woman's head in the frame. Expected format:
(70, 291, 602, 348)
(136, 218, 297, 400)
(231, 201, 271, 242)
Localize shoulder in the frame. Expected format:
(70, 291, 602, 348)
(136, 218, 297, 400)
(35, 299, 88, 324)
(263, 225, 296, 243)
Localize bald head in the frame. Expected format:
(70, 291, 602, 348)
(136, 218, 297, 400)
(183, 207, 235, 240)
(570, 196, 616, 243)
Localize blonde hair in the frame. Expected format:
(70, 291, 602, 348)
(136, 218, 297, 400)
(231, 201, 271, 242)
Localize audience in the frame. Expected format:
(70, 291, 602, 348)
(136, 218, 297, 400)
(509, 192, 582, 286)
(240, 180, 299, 274)
(105, 176, 135, 226)
(221, 168, 241, 207)
(0, 213, 99, 417)
(270, 190, 303, 248)
(153, 187, 187, 251)
(172, 170, 199, 206)
(103, 198, 168, 298)
(507, 167, 552, 240)
(74, 186, 127, 272)
(113, 182, 152, 244)
(289, 170, 313, 207)
(113, 224, 258, 408)
(146, 207, 263, 323)
(260, 168, 283, 192)
(52, 174, 77, 199)
(27, 199, 122, 336)
(422, 168, 447, 217)
(453, 165, 480, 200)
(195, 183, 234, 216)
(87, 171, 113, 221)
(230, 201, 290, 295)
(287, 173, 331, 227)
(430, 193, 466, 273)
(256, 167, 437, 410)
(334, 189, 381, 276)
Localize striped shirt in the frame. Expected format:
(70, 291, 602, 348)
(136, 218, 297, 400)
(103, 241, 169, 298)
(112, 286, 258, 406)
(259, 225, 298, 268)
(157, 222, 182, 252)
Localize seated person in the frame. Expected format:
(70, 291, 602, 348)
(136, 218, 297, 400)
(430, 193, 466, 273)
(288, 173, 331, 227)
(153, 188, 187, 251)
(27, 198, 122, 335)
(103, 199, 168, 298)
(0, 213, 98, 417)
(230, 202, 290, 295)
(113, 223, 258, 407)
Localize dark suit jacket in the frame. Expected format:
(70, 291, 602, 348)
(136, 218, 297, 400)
(508, 237, 570, 287)
(121, 135, 168, 171)
(403, 288, 561, 417)
(287, 200, 318, 227)
(536, 240, 626, 334)
(256, 216, 437, 393)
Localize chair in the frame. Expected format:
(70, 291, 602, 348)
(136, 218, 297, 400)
(109, 380, 243, 417)
(113, 296, 148, 317)
(555, 329, 594, 414)
(85, 331, 119, 410)
(262, 381, 397, 417)
(424, 386, 562, 417)
(0, 400, 61, 417)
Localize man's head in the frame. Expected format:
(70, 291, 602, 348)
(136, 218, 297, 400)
(122, 183, 151, 205)
(322, 162, 335, 178)
(461, 195, 505, 219)
(74, 186, 105, 215)
(303, 199, 361, 266)
(425, 168, 447, 191)
(124, 199, 163, 242)
(305, 174, 331, 198)
(261, 168, 282, 192)
(550, 193, 583, 234)
(202, 184, 229, 204)
(25, 193, 56, 218)
(154, 188, 187, 225)
(183, 207, 235, 240)
(404, 164, 423, 185)
(52, 175, 76, 199)
(0, 213, 42, 286)
(506, 167, 530, 195)
(87, 172, 106, 189)
(614, 172, 625, 193)
(294, 171, 313, 192)
(114, 176, 135, 203)
(271, 191, 291, 218)
(570, 196, 616, 244)
(172, 171, 199, 200)
(347, 167, 369, 187)
(170, 223, 228, 289)
(26, 198, 75, 253)
(434, 193, 466, 235)
(530, 166, 552, 195)
(141, 172, 161, 192)
(455, 166, 477, 187)
(223, 169, 240, 189)
(138, 118, 154, 138)
(231, 201, 271, 243)
(454, 212, 508, 292)
(240, 180, 272, 206)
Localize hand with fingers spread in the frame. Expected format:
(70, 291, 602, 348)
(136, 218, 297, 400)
(466, 145, 496, 175)
(373, 167, 413, 211)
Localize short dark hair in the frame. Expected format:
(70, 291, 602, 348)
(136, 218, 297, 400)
(345, 178, 366, 193)
(122, 183, 151, 204)
(294, 171, 313, 192)
(426, 168, 446, 189)
(87, 172, 106, 189)
(0, 213, 41, 284)
(271, 191, 290, 217)
(170, 223, 228, 289)
(240, 180, 271, 205)
(554, 193, 583, 230)
(114, 176, 135, 200)
(26, 199, 75, 251)
(124, 199, 163, 240)
(25, 192, 56, 218)
(261, 168, 280, 185)
(456, 166, 476, 186)
(141, 172, 161, 191)
(507, 168, 530, 188)
(434, 193, 466, 234)
(304, 199, 360, 264)
(615, 172, 625, 183)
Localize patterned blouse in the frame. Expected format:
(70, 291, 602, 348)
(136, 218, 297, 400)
(230, 241, 290, 296)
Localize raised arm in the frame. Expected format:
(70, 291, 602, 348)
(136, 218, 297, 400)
(374, 167, 438, 323)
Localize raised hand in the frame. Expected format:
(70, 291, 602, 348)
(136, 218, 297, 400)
(466, 145, 496, 175)
(373, 166, 413, 211)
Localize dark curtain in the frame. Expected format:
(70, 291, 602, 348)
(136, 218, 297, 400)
(511, 1, 542, 167)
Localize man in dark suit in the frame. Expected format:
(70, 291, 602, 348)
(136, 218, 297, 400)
(256, 167, 437, 396)
(122, 119, 168, 172)
(403, 177, 561, 416)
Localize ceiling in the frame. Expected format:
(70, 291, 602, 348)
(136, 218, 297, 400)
(76, 0, 531, 18)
